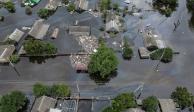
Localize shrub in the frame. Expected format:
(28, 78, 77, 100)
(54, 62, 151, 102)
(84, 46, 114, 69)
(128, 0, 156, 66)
(150, 48, 173, 63)
(67, 3, 75, 12)
(122, 38, 133, 60)
(9, 55, 20, 64)
(142, 96, 159, 112)
(33, 83, 49, 97)
(50, 84, 71, 97)
(62, 0, 69, 5)
(24, 39, 57, 56)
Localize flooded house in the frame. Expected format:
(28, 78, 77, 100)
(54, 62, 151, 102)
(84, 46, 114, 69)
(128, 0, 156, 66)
(31, 96, 57, 112)
(125, 108, 145, 112)
(106, 19, 119, 33)
(138, 47, 150, 59)
(28, 19, 50, 40)
(75, 0, 89, 11)
(68, 25, 90, 36)
(7, 29, 24, 44)
(0, 45, 15, 63)
(143, 26, 166, 51)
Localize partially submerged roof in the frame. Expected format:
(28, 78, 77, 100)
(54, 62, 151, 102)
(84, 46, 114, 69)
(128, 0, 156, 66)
(45, 0, 61, 10)
(69, 25, 90, 36)
(106, 20, 119, 32)
(8, 29, 24, 43)
(0, 45, 15, 63)
(138, 47, 150, 59)
(158, 99, 177, 112)
(28, 19, 50, 40)
(31, 96, 57, 112)
(75, 0, 89, 10)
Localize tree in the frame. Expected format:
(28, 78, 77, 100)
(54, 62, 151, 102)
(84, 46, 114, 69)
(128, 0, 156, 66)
(50, 84, 71, 97)
(4, 1, 16, 13)
(102, 93, 137, 112)
(112, 93, 137, 111)
(122, 38, 133, 60)
(33, 83, 49, 97)
(171, 87, 193, 109)
(24, 39, 57, 56)
(37, 8, 50, 19)
(112, 3, 119, 10)
(88, 43, 118, 80)
(67, 3, 75, 12)
(142, 96, 159, 112)
(0, 91, 27, 112)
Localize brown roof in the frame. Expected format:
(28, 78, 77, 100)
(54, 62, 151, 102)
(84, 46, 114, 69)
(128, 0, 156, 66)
(31, 96, 57, 112)
(8, 29, 24, 42)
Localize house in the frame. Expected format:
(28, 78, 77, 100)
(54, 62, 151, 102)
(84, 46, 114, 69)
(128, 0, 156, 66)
(158, 99, 177, 112)
(143, 26, 166, 51)
(28, 19, 50, 40)
(138, 47, 150, 59)
(45, 0, 61, 11)
(31, 96, 57, 112)
(75, 0, 89, 11)
(69, 26, 90, 36)
(125, 108, 145, 112)
(8, 29, 24, 43)
(0, 45, 15, 63)
(106, 20, 119, 33)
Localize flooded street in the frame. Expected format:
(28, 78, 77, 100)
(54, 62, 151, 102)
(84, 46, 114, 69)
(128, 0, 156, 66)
(1, 0, 194, 111)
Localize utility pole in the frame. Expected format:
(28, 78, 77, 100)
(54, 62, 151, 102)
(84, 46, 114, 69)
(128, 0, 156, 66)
(75, 81, 80, 112)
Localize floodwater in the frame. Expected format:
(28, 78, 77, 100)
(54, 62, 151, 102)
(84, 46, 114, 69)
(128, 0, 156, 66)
(1, 0, 194, 111)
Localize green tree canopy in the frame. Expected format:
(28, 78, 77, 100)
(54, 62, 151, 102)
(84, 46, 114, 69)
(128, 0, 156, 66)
(24, 39, 57, 56)
(0, 91, 27, 112)
(122, 38, 133, 60)
(50, 84, 71, 97)
(150, 48, 173, 63)
(142, 96, 159, 112)
(4, 1, 16, 13)
(67, 3, 75, 12)
(100, 0, 111, 11)
(171, 87, 193, 109)
(37, 8, 50, 19)
(88, 43, 118, 80)
(102, 93, 136, 112)
(33, 83, 49, 97)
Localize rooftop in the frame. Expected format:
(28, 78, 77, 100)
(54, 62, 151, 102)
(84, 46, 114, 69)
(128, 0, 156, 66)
(8, 28, 24, 43)
(158, 99, 177, 112)
(69, 25, 90, 36)
(31, 96, 57, 112)
(75, 0, 89, 10)
(0, 45, 15, 63)
(28, 19, 50, 40)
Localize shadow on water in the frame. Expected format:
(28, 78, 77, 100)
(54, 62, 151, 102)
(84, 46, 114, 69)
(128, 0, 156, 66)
(28, 56, 56, 64)
(89, 71, 118, 85)
(189, 13, 194, 30)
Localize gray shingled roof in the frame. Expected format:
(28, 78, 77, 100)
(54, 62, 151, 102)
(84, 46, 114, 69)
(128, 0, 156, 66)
(31, 96, 57, 112)
(0, 45, 15, 63)
(28, 19, 50, 40)
(8, 29, 24, 43)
